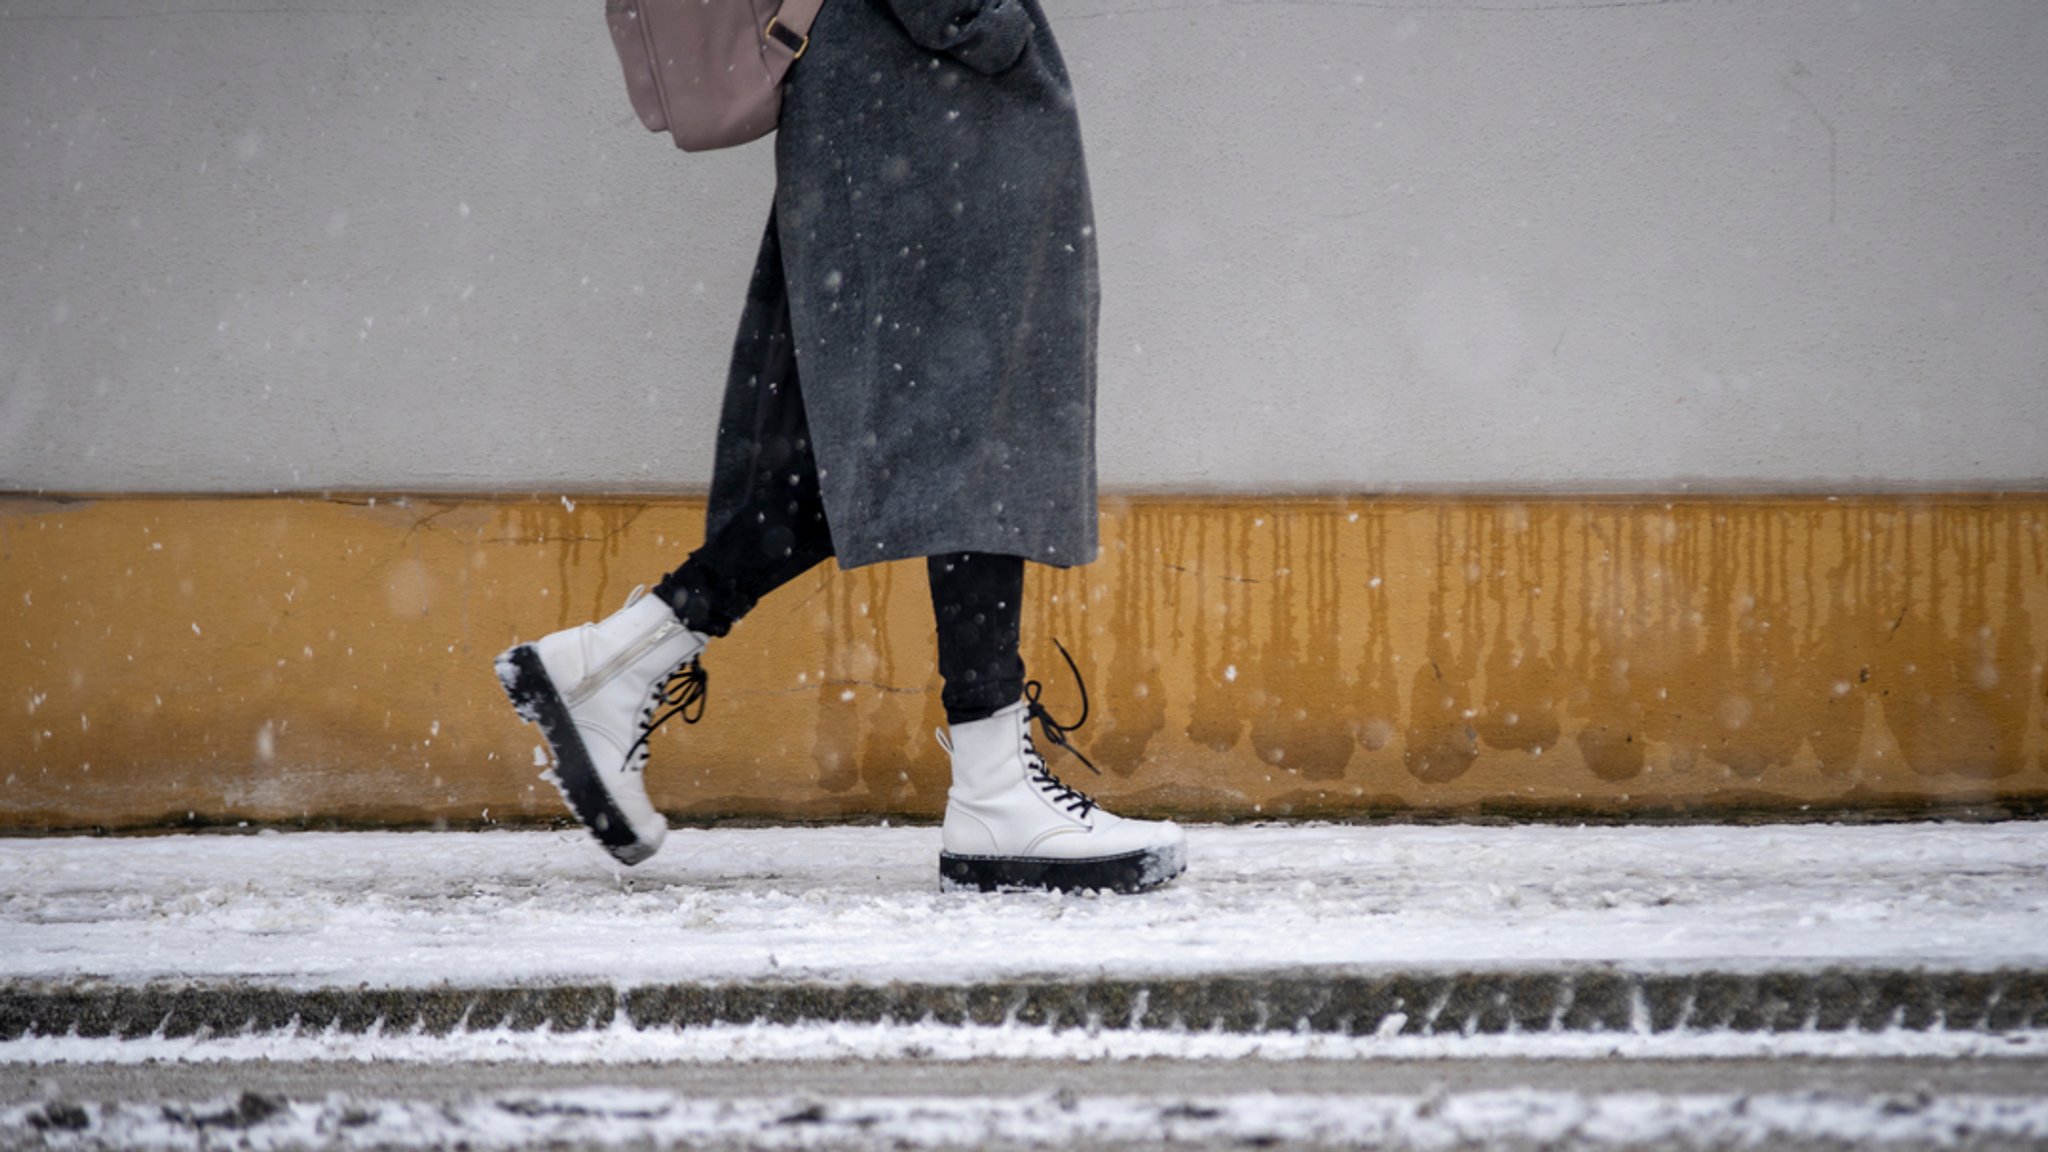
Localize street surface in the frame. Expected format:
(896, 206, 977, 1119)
(5, 823, 2045, 1148)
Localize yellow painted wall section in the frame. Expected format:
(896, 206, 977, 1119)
(2, 495, 2044, 830)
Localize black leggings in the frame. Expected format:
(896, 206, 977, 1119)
(652, 373, 1026, 725)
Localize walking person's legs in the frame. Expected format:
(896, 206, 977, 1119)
(502, 499, 1183, 890)
(927, 554, 1187, 894)
(928, 552, 1028, 725)
(498, 256, 1179, 885)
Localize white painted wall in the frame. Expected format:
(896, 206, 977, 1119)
(3, 0, 2044, 494)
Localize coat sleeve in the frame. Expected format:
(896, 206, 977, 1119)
(878, 0, 1034, 76)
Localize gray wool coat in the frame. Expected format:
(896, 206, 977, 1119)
(704, 0, 1100, 569)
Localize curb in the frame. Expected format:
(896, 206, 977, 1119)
(5, 968, 2046, 1041)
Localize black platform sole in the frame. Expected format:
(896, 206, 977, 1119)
(495, 644, 656, 866)
(939, 844, 1186, 895)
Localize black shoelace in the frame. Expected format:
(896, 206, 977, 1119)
(624, 658, 708, 771)
(1023, 639, 1100, 816)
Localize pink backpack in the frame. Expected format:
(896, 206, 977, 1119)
(606, 0, 826, 152)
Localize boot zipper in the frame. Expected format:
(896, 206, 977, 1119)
(565, 620, 683, 708)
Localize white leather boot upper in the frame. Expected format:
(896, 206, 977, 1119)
(530, 586, 706, 852)
(940, 700, 1185, 862)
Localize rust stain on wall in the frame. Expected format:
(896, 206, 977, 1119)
(1, 494, 2043, 830)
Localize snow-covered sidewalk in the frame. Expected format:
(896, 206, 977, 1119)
(4, 822, 2044, 986)
(4, 822, 2048, 1067)
(0, 819, 2039, 983)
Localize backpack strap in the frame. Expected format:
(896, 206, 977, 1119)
(764, 0, 825, 60)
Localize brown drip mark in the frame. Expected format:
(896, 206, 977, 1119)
(1185, 507, 1255, 755)
(1800, 505, 1873, 777)
(1572, 506, 1646, 782)
(502, 499, 648, 631)
(1091, 506, 1171, 776)
(1644, 505, 1727, 778)
(1714, 507, 1804, 778)
(1883, 507, 2037, 781)
(1574, 504, 1837, 783)
(812, 568, 864, 795)
(870, 564, 948, 805)
(1404, 505, 1484, 784)
(1475, 504, 1565, 758)
(1252, 508, 1354, 781)
(1546, 502, 2046, 788)
(807, 562, 951, 805)
(1350, 506, 1400, 757)
(852, 564, 908, 803)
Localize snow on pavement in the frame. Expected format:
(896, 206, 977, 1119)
(3, 822, 2045, 987)
(12, 1085, 2048, 1151)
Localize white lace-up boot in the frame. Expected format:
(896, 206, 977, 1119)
(495, 585, 708, 865)
(938, 699, 1187, 893)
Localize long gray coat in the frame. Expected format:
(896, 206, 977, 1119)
(704, 0, 1100, 569)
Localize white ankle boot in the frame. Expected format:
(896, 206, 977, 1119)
(938, 699, 1187, 893)
(496, 585, 707, 865)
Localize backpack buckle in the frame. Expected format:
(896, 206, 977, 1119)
(765, 16, 808, 59)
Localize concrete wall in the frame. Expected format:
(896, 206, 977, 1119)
(3, 0, 2044, 495)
